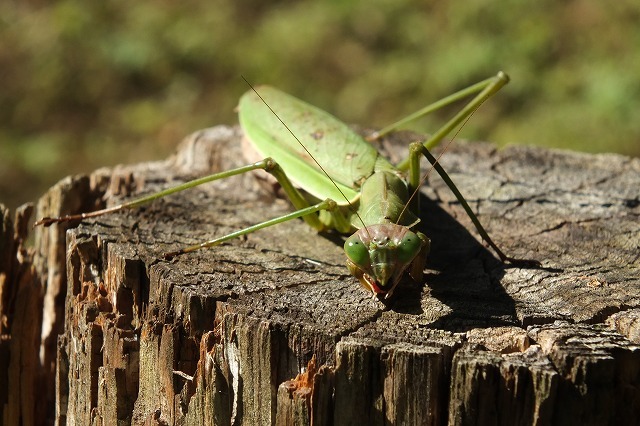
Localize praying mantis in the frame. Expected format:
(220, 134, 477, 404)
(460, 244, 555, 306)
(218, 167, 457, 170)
(36, 71, 540, 299)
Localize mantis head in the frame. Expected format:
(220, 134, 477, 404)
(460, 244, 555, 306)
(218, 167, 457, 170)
(344, 224, 430, 298)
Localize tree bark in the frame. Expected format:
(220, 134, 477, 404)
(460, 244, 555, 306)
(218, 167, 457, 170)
(1, 125, 639, 425)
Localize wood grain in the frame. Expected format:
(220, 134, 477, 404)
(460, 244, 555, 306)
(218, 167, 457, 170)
(1, 125, 638, 425)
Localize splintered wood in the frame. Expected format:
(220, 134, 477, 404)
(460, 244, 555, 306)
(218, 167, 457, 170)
(2, 125, 638, 424)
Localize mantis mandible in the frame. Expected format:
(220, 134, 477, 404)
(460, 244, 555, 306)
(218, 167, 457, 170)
(36, 71, 540, 299)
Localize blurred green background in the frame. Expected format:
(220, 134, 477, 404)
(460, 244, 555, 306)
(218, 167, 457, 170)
(1, 0, 639, 211)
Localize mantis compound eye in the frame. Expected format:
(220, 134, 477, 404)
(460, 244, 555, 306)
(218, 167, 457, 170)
(344, 234, 369, 267)
(396, 231, 422, 263)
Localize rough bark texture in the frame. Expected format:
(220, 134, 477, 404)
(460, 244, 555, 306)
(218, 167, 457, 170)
(1, 125, 639, 425)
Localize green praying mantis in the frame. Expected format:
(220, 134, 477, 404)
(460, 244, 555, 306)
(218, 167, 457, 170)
(36, 71, 540, 299)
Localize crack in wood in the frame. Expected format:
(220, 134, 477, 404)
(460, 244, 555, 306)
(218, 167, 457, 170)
(3, 126, 639, 424)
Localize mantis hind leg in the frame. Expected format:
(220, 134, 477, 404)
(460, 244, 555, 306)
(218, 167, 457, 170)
(35, 156, 342, 259)
(368, 72, 509, 142)
(36, 158, 324, 229)
(371, 71, 510, 172)
(162, 157, 346, 258)
(145, 157, 341, 258)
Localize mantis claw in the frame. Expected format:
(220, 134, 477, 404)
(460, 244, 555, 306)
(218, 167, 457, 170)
(503, 256, 543, 269)
(34, 217, 57, 227)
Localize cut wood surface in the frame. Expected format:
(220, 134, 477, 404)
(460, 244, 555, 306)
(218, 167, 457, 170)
(1, 125, 639, 425)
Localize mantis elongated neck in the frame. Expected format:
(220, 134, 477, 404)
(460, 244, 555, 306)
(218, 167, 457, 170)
(355, 171, 420, 228)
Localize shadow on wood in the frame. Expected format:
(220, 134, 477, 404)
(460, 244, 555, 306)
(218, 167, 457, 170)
(1, 125, 639, 425)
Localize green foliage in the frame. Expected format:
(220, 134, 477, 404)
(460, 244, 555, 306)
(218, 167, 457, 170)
(1, 0, 638, 209)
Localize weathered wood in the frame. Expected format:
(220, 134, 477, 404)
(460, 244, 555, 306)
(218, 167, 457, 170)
(1, 202, 47, 425)
(2, 124, 639, 425)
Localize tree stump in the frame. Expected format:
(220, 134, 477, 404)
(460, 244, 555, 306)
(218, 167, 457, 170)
(2, 125, 639, 425)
